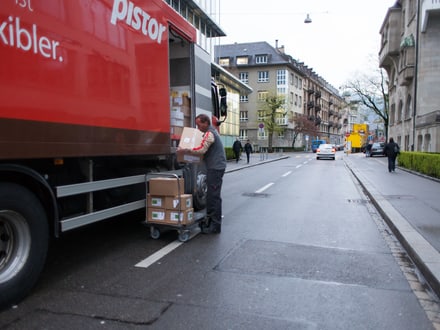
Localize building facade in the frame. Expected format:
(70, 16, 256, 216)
(379, 0, 440, 152)
(215, 41, 345, 150)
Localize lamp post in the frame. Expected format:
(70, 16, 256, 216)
(304, 14, 312, 23)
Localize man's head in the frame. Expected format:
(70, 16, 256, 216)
(195, 114, 211, 132)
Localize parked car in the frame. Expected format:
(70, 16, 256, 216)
(316, 144, 336, 160)
(370, 142, 385, 157)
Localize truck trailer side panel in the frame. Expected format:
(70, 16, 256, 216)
(0, 0, 196, 159)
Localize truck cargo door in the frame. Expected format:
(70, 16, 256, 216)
(192, 45, 213, 117)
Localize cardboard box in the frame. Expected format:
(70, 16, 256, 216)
(177, 153, 202, 163)
(147, 207, 194, 225)
(177, 127, 203, 163)
(149, 177, 184, 196)
(166, 208, 194, 225)
(178, 127, 203, 149)
(180, 105, 191, 116)
(147, 194, 192, 210)
(171, 126, 184, 140)
(147, 208, 166, 222)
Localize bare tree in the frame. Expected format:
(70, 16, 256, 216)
(259, 93, 285, 153)
(343, 67, 389, 140)
(290, 113, 319, 148)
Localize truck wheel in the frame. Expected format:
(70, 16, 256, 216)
(183, 164, 207, 211)
(193, 167, 207, 210)
(0, 183, 49, 310)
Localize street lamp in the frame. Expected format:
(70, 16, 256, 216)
(304, 14, 312, 23)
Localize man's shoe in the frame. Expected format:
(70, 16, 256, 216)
(201, 221, 221, 234)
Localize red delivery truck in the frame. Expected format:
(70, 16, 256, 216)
(0, 0, 226, 308)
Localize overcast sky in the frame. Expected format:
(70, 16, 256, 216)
(217, 0, 394, 89)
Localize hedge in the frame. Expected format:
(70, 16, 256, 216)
(398, 152, 440, 179)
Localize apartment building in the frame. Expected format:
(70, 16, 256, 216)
(379, 0, 440, 152)
(215, 41, 345, 149)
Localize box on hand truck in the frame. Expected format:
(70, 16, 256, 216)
(145, 174, 203, 242)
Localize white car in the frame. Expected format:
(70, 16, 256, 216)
(316, 144, 336, 160)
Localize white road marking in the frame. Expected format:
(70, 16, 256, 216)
(135, 240, 183, 268)
(255, 183, 274, 193)
(282, 171, 292, 177)
(296, 164, 302, 169)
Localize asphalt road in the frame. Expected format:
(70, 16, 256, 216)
(0, 152, 437, 329)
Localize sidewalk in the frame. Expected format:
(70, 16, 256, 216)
(226, 151, 440, 299)
(344, 153, 440, 299)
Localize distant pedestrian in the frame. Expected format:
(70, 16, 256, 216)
(232, 137, 242, 163)
(383, 137, 400, 172)
(365, 142, 372, 157)
(244, 139, 253, 164)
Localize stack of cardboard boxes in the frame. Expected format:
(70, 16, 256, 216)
(170, 91, 191, 141)
(147, 177, 194, 225)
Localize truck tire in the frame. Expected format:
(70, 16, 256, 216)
(183, 164, 207, 211)
(0, 183, 49, 310)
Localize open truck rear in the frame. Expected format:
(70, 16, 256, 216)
(0, 0, 224, 308)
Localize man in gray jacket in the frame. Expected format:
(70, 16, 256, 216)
(178, 114, 226, 234)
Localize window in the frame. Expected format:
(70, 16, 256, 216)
(239, 129, 248, 140)
(255, 54, 268, 64)
(257, 110, 266, 121)
(258, 129, 268, 140)
(258, 71, 269, 82)
(398, 100, 403, 122)
(277, 130, 285, 139)
(275, 114, 287, 126)
(277, 87, 286, 96)
(405, 94, 412, 119)
(236, 56, 248, 65)
(239, 72, 248, 84)
(239, 95, 248, 103)
(290, 92, 294, 104)
(240, 111, 248, 121)
(257, 91, 268, 101)
(277, 69, 286, 85)
(390, 103, 396, 125)
(219, 57, 229, 66)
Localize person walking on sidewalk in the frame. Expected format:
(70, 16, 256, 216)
(244, 139, 253, 164)
(383, 137, 400, 172)
(177, 114, 226, 234)
(232, 137, 242, 163)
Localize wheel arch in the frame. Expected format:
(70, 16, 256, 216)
(0, 164, 59, 237)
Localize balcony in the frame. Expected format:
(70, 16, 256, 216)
(379, 7, 402, 71)
(308, 89, 315, 95)
(329, 109, 335, 116)
(399, 45, 415, 85)
(315, 116, 321, 126)
(328, 121, 334, 127)
(315, 90, 321, 98)
(275, 118, 288, 126)
(307, 101, 315, 109)
(422, 0, 440, 32)
(315, 104, 321, 112)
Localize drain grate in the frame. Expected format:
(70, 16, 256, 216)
(242, 192, 269, 198)
(347, 199, 368, 204)
(385, 195, 415, 200)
